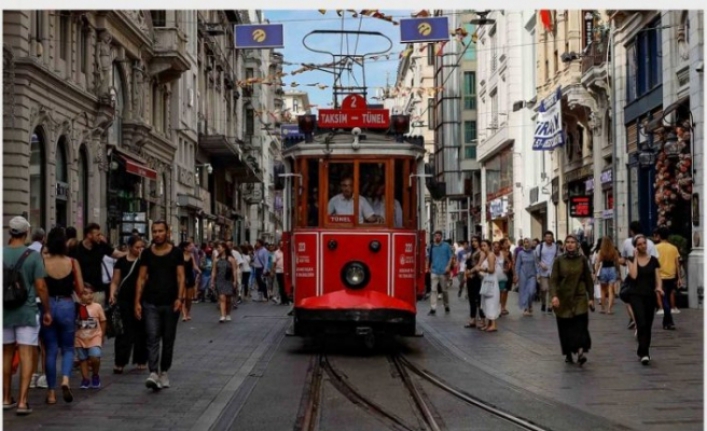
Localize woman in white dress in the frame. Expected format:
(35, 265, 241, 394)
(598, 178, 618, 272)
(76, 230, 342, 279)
(493, 241, 509, 315)
(475, 240, 500, 332)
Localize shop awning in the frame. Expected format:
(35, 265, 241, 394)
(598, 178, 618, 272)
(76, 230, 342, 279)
(120, 156, 157, 180)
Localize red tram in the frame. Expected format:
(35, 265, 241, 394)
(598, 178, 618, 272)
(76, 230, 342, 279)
(279, 95, 428, 338)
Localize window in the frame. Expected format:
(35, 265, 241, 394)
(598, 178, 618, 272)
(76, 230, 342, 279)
(464, 145, 477, 159)
(30, 128, 46, 230)
(627, 20, 662, 102)
(59, 12, 69, 60)
(490, 90, 498, 127)
(108, 64, 124, 145)
(553, 50, 558, 74)
(245, 108, 254, 136)
(427, 98, 434, 130)
(151, 11, 166, 27)
(464, 121, 477, 143)
(463, 72, 476, 110)
(626, 43, 637, 103)
(293, 99, 299, 113)
(78, 146, 89, 231)
(463, 24, 477, 60)
(78, 27, 88, 73)
(427, 43, 434, 65)
(33, 11, 43, 41)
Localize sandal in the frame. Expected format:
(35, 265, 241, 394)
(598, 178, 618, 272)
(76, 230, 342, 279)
(3, 398, 17, 410)
(16, 403, 32, 415)
(464, 322, 476, 328)
(113, 367, 124, 374)
(61, 384, 73, 403)
(485, 327, 498, 332)
(45, 396, 57, 405)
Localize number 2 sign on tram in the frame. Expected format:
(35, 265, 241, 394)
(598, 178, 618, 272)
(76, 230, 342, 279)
(317, 94, 390, 129)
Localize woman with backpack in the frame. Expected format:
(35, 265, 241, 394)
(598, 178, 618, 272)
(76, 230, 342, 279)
(211, 242, 238, 322)
(41, 227, 85, 404)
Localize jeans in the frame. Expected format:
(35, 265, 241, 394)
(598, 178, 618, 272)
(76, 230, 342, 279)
(629, 294, 656, 358)
(467, 277, 485, 319)
(114, 300, 148, 367)
(661, 279, 677, 327)
(142, 302, 179, 374)
(42, 297, 76, 389)
(254, 268, 268, 300)
(242, 272, 251, 297)
(276, 273, 288, 304)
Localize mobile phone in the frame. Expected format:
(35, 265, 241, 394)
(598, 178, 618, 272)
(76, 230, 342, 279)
(589, 304, 595, 312)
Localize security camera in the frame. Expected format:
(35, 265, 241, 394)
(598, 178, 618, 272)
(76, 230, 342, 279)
(352, 127, 362, 136)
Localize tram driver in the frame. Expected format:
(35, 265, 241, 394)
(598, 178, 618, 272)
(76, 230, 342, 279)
(328, 176, 381, 223)
(369, 182, 403, 228)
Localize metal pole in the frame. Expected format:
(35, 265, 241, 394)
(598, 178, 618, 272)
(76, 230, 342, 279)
(610, 22, 619, 245)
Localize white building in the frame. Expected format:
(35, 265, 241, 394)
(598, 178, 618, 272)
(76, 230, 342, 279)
(477, 10, 551, 242)
(282, 91, 311, 119)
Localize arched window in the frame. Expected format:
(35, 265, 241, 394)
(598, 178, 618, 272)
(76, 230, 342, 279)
(29, 127, 46, 229)
(55, 136, 69, 227)
(77, 145, 89, 231)
(108, 63, 124, 146)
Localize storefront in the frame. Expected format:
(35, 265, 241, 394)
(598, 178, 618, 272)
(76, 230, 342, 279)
(487, 195, 511, 242)
(484, 148, 513, 241)
(599, 168, 614, 239)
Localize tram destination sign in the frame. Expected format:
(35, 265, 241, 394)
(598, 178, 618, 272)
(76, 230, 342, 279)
(317, 94, 390, 129)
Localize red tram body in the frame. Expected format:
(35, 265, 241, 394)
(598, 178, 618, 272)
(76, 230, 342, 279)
(280, 98, 428, 338)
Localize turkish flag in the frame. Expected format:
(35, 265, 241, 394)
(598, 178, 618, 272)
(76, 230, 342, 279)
(540, 10, 553, 32)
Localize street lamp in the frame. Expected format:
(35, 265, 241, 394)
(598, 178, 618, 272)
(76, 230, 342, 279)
(663, 130, 681, 158)
(197, 163, 213, 175)
(512, 96, 537, 112)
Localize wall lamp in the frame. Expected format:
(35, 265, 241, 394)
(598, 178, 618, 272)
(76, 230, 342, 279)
(197, 163, 213, 175)
(512, 96, 537, 112)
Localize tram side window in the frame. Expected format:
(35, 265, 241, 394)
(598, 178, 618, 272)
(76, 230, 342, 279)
(306, 158, 319, 227)
(393, 159, 407, 229)
(361, 163, 397, 227)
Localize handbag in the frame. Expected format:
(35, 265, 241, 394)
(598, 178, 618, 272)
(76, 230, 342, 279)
(619, 277, 632, 303)
(480, 277, 496, 298)
(105, 257, 138, 339)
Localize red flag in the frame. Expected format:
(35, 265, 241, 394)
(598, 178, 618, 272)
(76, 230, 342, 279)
(539, 10, 553, 32)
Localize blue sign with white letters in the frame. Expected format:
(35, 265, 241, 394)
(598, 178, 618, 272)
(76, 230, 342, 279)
(533, 87, 565, 151)
(400, 17, 449, 44)
(234, 24, 284, 49)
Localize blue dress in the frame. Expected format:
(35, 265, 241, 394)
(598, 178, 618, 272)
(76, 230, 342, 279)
(515, 249, 538, 310)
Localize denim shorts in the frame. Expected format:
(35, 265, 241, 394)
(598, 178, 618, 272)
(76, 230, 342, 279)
(76, 346, 102, 361)
(598, 267, 618, 284)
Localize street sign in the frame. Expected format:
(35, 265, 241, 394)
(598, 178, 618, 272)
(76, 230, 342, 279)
(234, 24, 284, 49)
(317, 94, 390, 129)
(400, 17, 449, 44)
(280, 124, 302, 137)
(569, 195, 593, 218)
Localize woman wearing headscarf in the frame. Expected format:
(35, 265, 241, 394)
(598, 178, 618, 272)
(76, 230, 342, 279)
(549, 235, 595, 365)
(514, 238, 537, 316)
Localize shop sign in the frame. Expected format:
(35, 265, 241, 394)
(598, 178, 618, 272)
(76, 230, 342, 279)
(569, 195, 592, 218)
(600, 169, 612, 185)
(56, 181, 69, 201)
(585, 177, 595, 193)
(489, 197, 508, 219)
(602, 209, 614, 219)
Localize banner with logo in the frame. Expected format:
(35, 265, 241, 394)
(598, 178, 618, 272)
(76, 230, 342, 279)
(400, 17, 449, 43)
(234, 24, 284, 49)
(533, 87, 565, 151)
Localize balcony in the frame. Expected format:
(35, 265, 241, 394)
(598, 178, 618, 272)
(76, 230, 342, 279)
(150, 27, 190, 83)
(199, 131, 263, 184)
(581, 32, 609, 76)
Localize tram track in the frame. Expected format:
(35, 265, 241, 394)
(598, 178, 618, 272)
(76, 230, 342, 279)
(295, 350, 552, 431)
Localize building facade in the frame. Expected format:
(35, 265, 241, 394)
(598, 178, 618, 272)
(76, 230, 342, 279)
(477, 10, 550, 242)
(3, 9, 279, 246)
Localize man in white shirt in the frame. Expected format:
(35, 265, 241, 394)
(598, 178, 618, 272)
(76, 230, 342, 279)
(327, 176, 379, 223)
(273, 241, 288, 305)
(27, 228, 45, 252)
(368, 183, 403, 228)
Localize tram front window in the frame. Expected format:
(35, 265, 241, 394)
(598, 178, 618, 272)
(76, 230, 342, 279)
(327, 175, 378, 224)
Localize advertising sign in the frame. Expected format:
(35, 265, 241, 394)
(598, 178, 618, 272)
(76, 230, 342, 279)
(234, 24, 284, 49)
(317, 94, 390, 129)
(533, 87, 565, 151)
(569, 195, 593, 218)
(293, 233, 318, 296)
(393, 234, 417, 304)
(400, 17, 450, 44)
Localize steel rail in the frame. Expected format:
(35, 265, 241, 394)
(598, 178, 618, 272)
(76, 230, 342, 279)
(390, 355, 443, 431)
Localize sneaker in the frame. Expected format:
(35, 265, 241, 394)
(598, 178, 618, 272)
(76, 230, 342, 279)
(219, 317, 225, 323)
(36, 375, 48, 389)
(80, 379, 90, 389)
(640, 356, 651, 365)
(146, 373, 162, 391)
(29, 373, 39, 389)
(91, 375, 101, 389)
(428, 309, 436, 315)
(225, 315, 232, 322)
(656, 309, 664, 315)
(672, 308, 681, 314)
(159, 372, 170, 388)
(445, 307, 450, 313)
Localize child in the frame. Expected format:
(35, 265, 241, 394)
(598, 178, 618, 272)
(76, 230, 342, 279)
(75, 283, 107, 389)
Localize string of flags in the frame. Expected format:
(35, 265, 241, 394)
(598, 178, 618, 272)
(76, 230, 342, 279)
(317, 9, 399, 25)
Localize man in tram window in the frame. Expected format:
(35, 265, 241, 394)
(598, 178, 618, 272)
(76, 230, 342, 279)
(369, 182, 403, 228)
(328, 176, 380, 223)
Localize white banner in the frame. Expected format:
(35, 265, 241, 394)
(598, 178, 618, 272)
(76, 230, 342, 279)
(533, 87, 565, 151)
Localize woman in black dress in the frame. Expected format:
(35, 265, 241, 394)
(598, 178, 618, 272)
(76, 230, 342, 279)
(109, 236, 147, 373)
(626, 234, 664, 365)
(179, 242, 201, 322)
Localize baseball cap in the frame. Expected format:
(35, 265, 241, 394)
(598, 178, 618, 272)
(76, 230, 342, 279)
(9, 216, 31, 235)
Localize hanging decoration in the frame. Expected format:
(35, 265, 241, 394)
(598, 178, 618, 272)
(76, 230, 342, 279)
(653, 126, 693, 227)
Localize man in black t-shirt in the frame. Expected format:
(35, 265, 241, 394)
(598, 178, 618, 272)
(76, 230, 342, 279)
(71, 223, 126, 306)
(134, 221, 185, 392)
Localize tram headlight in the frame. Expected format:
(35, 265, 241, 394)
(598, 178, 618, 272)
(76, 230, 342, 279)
(341, 261, 370, 289)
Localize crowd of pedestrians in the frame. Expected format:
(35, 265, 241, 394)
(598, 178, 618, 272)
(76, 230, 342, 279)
(3, 214, 291, 416)
(427, 221, 684, 367)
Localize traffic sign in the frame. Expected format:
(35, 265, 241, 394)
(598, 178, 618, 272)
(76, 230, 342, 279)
(317, 94, 390, 129)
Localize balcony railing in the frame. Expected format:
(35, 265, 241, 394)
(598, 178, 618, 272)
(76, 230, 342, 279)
(581, 32, 610, 75)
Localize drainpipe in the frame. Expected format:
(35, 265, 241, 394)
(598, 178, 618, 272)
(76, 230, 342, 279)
(609, 21, 619, 246)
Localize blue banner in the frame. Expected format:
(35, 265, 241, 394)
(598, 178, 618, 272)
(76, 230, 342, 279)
(400, 17, 449, 44)
(234, 24, 284, 49)
(280, 124, 303, 137)
(532, 87, 565, 151)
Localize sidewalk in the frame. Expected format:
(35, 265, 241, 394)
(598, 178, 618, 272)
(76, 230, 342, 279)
(2, 300, 290, 431)
(417, 281, 704, 431)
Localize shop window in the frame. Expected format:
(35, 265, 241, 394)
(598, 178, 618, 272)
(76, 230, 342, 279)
(77, 145, 89, 232)
(305, 158, 319, 227)
(30, 128, 46, 230)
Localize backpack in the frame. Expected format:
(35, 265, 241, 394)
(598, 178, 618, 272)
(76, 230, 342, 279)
(3, 249, 34, 310)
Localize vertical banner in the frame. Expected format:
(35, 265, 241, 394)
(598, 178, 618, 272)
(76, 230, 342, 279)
(400, 17, 449, 43)
(533, 87, 565, 151)
(234, 24, 284, 49)
(293, 233, 318, 298)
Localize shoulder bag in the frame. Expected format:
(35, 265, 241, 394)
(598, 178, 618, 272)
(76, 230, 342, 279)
(105, 257, 139, 339)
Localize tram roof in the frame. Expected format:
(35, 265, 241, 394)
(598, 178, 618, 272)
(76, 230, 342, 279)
(281, 130, 426, 158)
